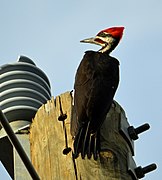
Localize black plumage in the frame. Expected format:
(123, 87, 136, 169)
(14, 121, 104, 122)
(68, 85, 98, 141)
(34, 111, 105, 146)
(71, 50, 119, 159)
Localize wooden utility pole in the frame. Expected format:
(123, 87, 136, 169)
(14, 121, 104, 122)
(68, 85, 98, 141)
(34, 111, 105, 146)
(30, 91, 156, 180)
(30, 91, 134, 180)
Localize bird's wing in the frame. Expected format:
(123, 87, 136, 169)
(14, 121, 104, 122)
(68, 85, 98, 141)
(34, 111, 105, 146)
(71, 51, 119, 136)
(71, 51, 119, 159)
(71, 51, 96, 136)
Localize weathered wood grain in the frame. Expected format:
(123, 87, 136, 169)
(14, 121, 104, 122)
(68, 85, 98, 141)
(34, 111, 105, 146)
(30, 92, 133, 180)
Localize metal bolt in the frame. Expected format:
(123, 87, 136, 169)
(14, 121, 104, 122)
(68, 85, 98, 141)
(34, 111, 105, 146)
(135, 163, 157, 178)
(135, 123, 150, 134)
(128, 123, 150, 140)
(58, 114, 67, 121)
(63, 147, 72, 155)
(58, 109, 71, 155)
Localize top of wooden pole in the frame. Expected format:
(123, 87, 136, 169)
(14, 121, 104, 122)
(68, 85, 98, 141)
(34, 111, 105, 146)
(29, 91, 134, 180)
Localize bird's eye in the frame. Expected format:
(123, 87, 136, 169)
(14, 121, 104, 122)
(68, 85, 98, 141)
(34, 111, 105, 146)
(97, 32, 111, 37)
(97, 32, 107, 37)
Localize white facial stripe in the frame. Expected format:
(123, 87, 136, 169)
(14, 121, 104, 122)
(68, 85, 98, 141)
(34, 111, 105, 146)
(97, 36, 115, 53)
(96, 36, 114, 44)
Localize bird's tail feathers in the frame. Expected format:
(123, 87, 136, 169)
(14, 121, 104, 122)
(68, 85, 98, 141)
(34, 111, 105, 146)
(81, 121, 90, 159)
(93, 133, 99, 160)
(73, 122, 100, 160)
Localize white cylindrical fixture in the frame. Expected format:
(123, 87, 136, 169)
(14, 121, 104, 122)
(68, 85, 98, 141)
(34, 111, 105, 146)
(0, 56, 51, 132)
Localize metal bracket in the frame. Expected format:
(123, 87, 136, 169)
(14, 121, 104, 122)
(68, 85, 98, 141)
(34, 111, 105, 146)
(119, 113, 134, 155)
(0, 108, 40, 180)
(57, 96, 71, 155)
(119, 112, 151, 156)
(127, 152, 138, 180)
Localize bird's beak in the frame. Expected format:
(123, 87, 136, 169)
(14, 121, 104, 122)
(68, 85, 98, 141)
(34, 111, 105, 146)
(80, 37, 102, 46)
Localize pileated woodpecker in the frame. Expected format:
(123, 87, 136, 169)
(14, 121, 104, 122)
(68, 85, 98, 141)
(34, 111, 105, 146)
(71, 27, 124, 159)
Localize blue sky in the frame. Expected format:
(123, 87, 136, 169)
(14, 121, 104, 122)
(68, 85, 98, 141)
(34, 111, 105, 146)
(0, 1, 162, 179)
